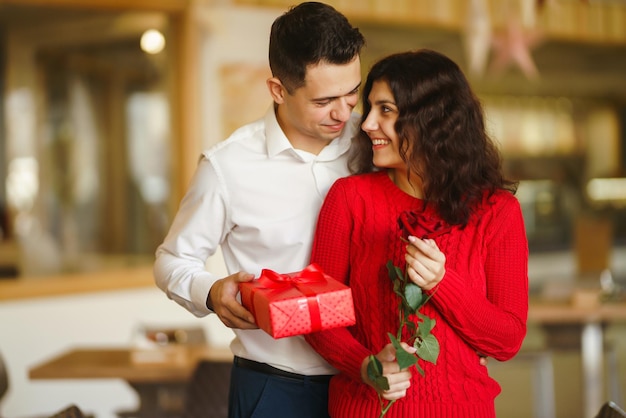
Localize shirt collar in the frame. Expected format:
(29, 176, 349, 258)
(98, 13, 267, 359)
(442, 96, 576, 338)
(265, 105, 293, 158)
(264, 105, 355, 161)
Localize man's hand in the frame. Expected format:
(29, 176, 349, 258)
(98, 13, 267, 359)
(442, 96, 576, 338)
(361, 343, 414, 401)
(207, 271, 258, 329)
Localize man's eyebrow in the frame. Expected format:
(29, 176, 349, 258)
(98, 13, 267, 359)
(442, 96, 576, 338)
(348, 82, 362, 94)
(312, 82, 362, 102)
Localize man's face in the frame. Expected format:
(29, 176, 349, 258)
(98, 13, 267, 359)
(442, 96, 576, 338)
(273, 56, 361, 154)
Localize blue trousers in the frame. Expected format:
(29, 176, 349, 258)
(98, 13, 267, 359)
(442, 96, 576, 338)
(228, 359, 331, 418)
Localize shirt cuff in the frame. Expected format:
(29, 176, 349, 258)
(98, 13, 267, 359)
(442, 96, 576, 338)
(190, 271, 220, 316)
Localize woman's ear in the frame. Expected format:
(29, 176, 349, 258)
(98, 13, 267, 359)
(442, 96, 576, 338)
(267, 77, 286, 104)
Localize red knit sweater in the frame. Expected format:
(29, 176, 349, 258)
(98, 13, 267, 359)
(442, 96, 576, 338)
(306, 171, 529, 418)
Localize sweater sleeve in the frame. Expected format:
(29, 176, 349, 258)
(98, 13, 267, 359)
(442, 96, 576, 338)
(428, 195, 529, 361)
(304, 180, 373, 382)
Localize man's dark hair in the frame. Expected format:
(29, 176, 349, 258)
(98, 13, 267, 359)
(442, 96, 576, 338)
(269, 2, 365, 93)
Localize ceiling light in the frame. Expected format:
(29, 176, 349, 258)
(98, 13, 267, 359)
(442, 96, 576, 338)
(140, 29, 165, 54)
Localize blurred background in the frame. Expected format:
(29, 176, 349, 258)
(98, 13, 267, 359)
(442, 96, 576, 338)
(0, 0, 625, 417)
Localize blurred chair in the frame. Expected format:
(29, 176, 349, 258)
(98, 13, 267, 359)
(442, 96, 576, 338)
(0, 350, 9, 418)
(490, 348, 556, 418)
(543, 323, 623, 411)
(596, 401, 626, 418)
(182, 360, 232, 418)
(47, 405, 86, 418)
(0, 351, 89, 418)
(514, 350, 556, 418)
(117, 326, 209, 418)
(0, 351, 8, 404)
(606, 344, 624, 407)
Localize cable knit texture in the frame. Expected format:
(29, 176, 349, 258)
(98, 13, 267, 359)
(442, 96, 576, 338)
(305, 171, 529, 418)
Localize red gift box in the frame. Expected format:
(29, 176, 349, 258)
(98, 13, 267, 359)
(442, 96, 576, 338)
(239, 263, 356, 339)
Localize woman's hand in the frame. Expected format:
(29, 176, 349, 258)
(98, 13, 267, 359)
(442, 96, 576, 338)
(361, 343, 415, 400)
(405, 236, 446, 291)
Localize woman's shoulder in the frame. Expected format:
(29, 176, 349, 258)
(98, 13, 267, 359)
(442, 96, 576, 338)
(486, 189, 521, 210)
(334, 171, 387, 187)
(476, 189, 524, 229)
(326, 172, 388, 203)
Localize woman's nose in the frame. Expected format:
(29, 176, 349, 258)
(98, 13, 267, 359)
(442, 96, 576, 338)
(361, 112, 377, 132)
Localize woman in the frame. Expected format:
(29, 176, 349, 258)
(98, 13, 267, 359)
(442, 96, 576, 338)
(305, 49, 528, 417)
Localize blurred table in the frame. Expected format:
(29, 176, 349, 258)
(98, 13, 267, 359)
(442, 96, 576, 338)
(529, 297, 626, 418)
(29, 345, 233, 418)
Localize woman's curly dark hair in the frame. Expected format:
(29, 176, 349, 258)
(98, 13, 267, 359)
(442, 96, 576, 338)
(349, 49, 518, 226)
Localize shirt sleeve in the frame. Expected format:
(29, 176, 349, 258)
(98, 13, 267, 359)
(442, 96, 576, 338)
(428, 196, 529, 361)
(304, 181, 373, 382)
(153, 156, 229, 317)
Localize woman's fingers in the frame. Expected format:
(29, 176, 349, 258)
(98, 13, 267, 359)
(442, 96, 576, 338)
(381, 369, 412, 400)
(375, 342, 416, 400)
(405, 236, 446, 290)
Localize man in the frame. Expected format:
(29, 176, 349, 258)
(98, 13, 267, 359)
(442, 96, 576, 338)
(153, 2, 365, 417)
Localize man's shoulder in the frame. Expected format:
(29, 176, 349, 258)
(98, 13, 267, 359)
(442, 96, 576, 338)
(202, 118, 266, 161)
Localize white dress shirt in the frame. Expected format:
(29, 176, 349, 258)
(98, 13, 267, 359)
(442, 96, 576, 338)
(154, 106, 359, 375)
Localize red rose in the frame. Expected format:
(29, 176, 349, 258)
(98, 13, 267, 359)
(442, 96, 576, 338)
(398, 210, 451, 240)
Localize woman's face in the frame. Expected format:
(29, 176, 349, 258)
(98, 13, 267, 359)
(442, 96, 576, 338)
(361, 80, 404, 170)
